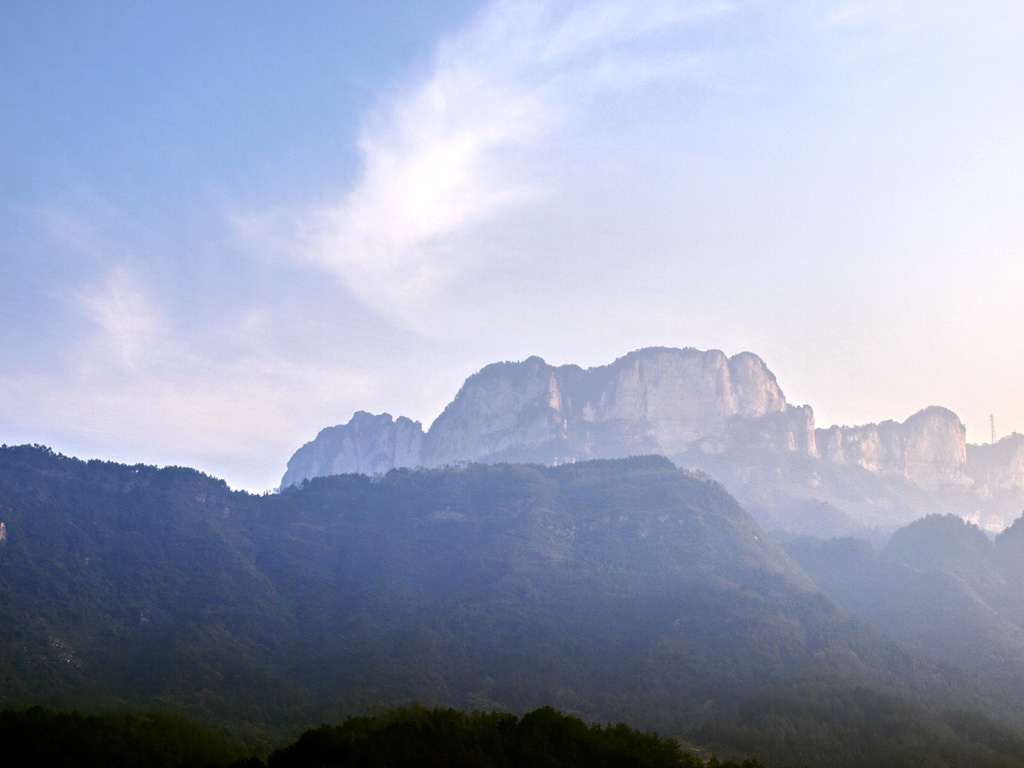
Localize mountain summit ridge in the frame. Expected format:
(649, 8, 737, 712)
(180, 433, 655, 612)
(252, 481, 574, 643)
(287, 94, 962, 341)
(283, 347, 814, 486)
(282, 347, 1023, 532)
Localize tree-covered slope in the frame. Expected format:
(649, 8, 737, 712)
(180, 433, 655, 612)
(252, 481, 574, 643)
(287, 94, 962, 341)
(267, 705, 710, 768)
(255, 456, 944, 732)
(0, 706, 250, 768)
(0, 445, 303, 739)
(1, 445, 1021, 765)
(781, 514, 1024, 690)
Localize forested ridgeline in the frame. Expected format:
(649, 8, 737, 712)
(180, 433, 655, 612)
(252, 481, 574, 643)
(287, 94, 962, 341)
(0, 706, 251, 768)
(0, 705, 766, 768)
(7, 446, 1024, 766)
(695, 685, 1024, 768)
(8, 698, 1024, 768)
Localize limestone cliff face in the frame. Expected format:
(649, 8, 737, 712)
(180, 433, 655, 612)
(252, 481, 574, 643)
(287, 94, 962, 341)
(422, 347, 813, 468)
(722, 404, 818, 457)
(278, 349, 1024, 531)
(814, 406, 967, 489)
(903, 407, 969, 487)
(282, 347, 816, 486)
(968, 434, 1024, 500)
(422, 356, 572, 466)
(281, 412, 424, 488)
(577, 348, 790, 453)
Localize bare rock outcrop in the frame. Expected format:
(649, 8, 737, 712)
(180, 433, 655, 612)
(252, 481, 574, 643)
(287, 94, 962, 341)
(576, 348, 792, 454)
(423, 356, 572, 466)
(903, 407, 969, 487)
(280, 348, 1024, 533)
(815, 407, 967, 489)
(969, 433, 1024, 500)
(423, 347, 807, 467)
(281, 412, 424, 488)
(284, 347, 816, 486)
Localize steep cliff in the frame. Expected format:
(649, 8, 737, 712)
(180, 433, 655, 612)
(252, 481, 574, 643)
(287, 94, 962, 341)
(564, 347, 799, 458)
(423, 356, 576, 466)
(427, 346, 823, 466)
(283, 347, 817, 488)
(279, 348, 1024, 533)
(281, 412, 424, 488)
(968, 433, 1024, 507)
(815, 407, 968, 490)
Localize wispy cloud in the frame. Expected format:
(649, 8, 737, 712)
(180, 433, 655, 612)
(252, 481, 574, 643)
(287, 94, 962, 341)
(274, 0, 1024, 442)
(6, 0, 1024, 489)
(294, 0, 729, 324)
(1, 197, 410, 489)
(75, 266, 163, 375)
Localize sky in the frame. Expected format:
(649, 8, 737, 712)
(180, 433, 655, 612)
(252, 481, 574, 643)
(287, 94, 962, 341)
(2, 0, 1023, 492)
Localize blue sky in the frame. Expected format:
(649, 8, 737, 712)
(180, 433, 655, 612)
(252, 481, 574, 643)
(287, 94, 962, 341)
(3, 0, 1023, 491)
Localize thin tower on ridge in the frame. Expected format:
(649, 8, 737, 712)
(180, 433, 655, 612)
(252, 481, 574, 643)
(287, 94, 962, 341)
(991, 414, 996, 444)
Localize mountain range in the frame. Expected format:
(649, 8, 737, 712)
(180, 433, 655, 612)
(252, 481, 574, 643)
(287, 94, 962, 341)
(282, 347, 1024, 536)
(8, 347, 1024, 765)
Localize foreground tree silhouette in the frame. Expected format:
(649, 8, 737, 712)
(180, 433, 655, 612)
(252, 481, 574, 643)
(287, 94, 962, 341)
(268, 705, 763, 768)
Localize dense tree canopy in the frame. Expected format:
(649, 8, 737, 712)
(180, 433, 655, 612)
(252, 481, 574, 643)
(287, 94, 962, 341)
(5, 445, 1024, 766)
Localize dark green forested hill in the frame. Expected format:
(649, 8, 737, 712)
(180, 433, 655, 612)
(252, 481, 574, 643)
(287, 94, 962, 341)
(1, 444, 1024, 766)
(267, 705, 705, 768)
(0, 445, 298, 743)
(0, 704, 764, 768)
(0, 706, 251, 768)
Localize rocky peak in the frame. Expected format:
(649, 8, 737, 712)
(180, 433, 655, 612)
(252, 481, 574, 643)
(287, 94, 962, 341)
(968, 432, 1024, 500)
(279, 347, 1024, 532)
(902, 407, 968, 487)
(422, 356, 575, 466)
(281, 411, 424, 488)
(283, 347, 815, 487)
(421, 346, 808, 467)
(815, 406, 967, 489)
(728, 351, 789, 417)
(588, 347, 785, 429)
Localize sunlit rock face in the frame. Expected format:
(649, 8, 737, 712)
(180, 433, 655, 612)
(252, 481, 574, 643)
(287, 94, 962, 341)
(969, 433, 1024, 500)
(579, 348, 788, 451)
(903, 407, 969, 487)
(281, 412, 424, 488)
(280, 352, 1024, 532)
(428, 347, 822, 467)
(814, 406, 967, 488)
(423, 356, 571, 466)
(283, 347, 816, 486)
(424, 347, 802, 466)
